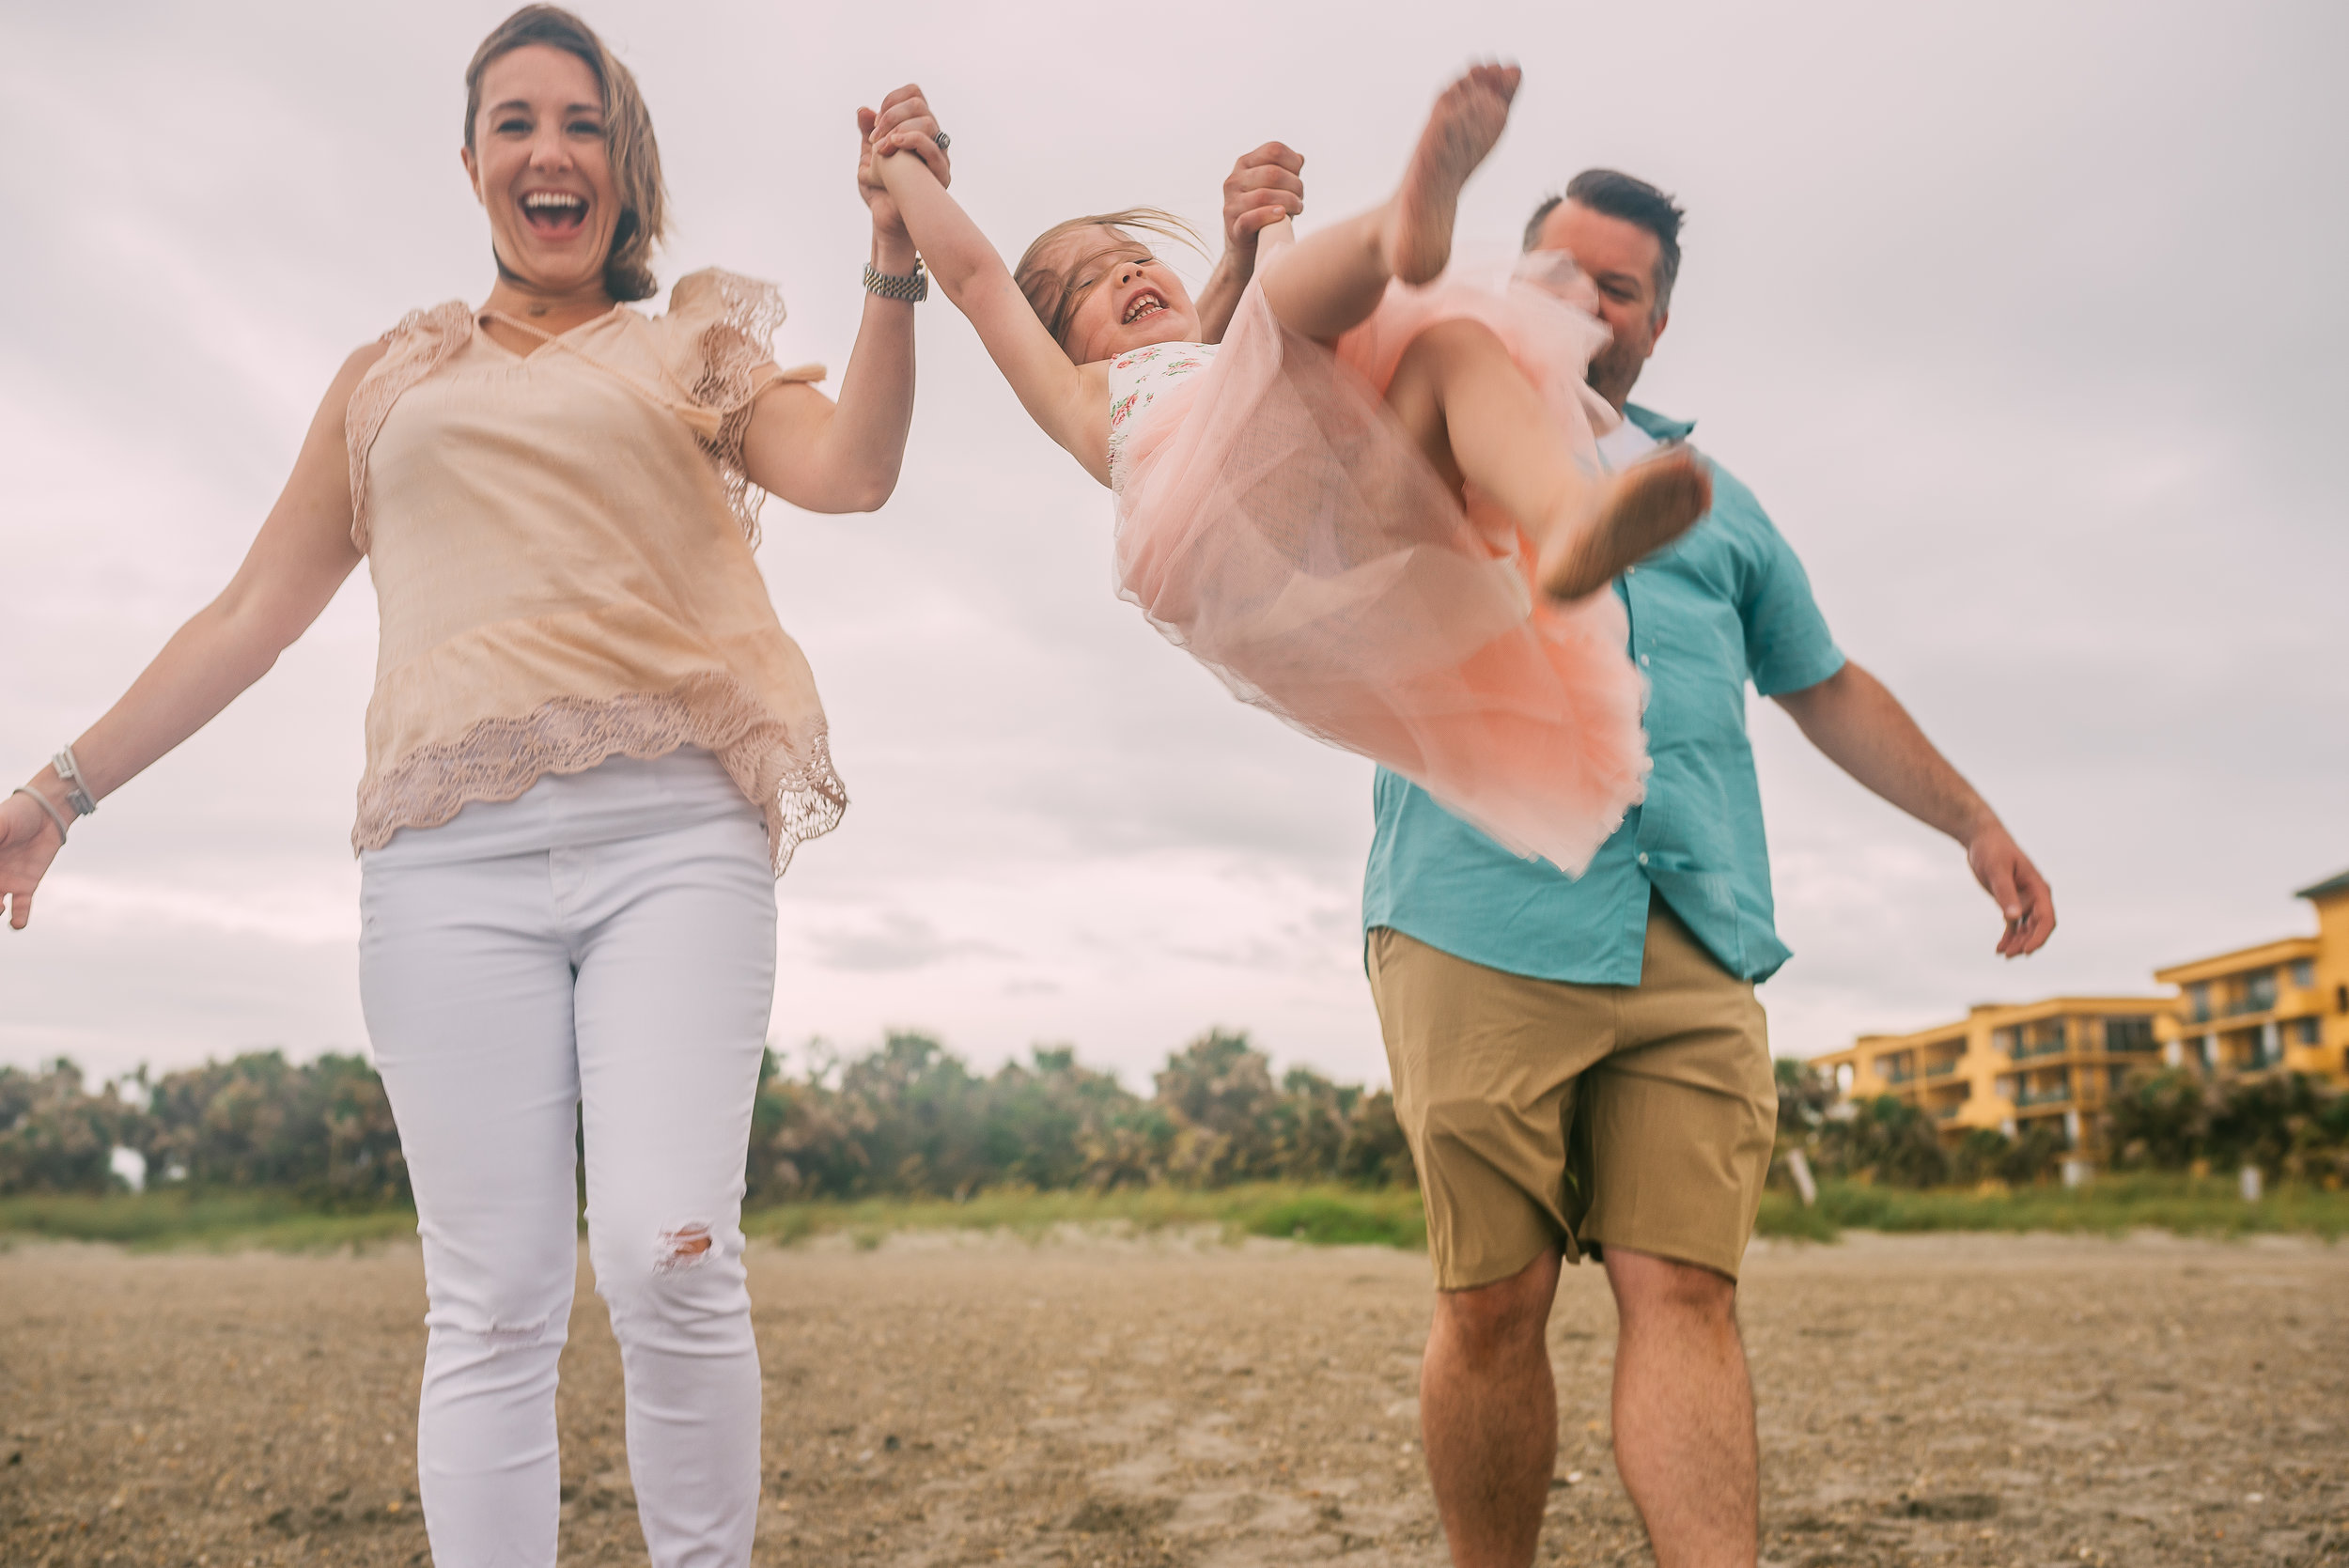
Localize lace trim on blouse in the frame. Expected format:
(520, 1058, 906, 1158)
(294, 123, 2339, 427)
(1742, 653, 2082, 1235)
(673, 269, 798, 550)
(350, 673, 848, 876)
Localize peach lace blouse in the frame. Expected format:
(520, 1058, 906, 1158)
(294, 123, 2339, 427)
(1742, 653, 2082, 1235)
(344, 268, 844, 873)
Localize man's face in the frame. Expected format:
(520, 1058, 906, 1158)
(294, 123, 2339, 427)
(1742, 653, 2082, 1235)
(1532, 201, 1668, 410)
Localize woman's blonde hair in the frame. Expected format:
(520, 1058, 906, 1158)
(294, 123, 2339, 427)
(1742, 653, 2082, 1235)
(1015, 209, 1202, 352)
(463, 5, 669, 303)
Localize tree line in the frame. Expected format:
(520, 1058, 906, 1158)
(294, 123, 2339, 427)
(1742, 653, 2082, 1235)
(1774, 1060, 2349, 1188)
(0, 1030, 1414, 1203)
(13, 1045, 2343, 1203)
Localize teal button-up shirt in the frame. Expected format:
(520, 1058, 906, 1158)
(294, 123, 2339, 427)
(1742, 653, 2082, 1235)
(1361, 404, 1844, 985)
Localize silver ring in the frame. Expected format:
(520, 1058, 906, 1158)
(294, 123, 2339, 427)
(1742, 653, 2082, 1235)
(933, 131, 951, 153)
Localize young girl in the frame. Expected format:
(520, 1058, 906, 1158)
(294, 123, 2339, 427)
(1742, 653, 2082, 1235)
(871, 67, 1709, 874)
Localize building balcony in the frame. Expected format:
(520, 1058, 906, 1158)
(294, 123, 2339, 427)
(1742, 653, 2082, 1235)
(1924, 1061, 1962, 1079)
(2015, 1086, 2073, 1108)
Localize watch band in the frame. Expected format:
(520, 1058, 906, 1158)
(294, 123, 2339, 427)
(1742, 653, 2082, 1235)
(863, 256, 928, 303)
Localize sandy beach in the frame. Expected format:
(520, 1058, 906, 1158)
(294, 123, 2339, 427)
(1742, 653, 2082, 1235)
(3, 1228, 2344, 1566)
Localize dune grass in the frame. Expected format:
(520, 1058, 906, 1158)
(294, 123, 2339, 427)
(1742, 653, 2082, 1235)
(6, 1174, 2343, 1253)
(1759, 1172, 2349, 1242)
(0, 1189, 420, 1252)
(739, 1183, 1430, 1250)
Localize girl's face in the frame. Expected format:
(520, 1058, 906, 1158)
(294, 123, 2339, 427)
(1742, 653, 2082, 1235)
(1045, 229, 1202, 362)
(459, 44, 621, 299)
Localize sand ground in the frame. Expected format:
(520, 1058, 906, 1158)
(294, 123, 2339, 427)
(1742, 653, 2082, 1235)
(1, 1228, 2344, 1566)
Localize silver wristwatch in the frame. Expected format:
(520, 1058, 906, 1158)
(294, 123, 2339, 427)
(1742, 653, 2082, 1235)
(863, 256, 927, 303)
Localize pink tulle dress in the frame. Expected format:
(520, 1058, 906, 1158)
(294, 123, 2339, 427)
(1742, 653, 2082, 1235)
(1107, 255, 1650, 876)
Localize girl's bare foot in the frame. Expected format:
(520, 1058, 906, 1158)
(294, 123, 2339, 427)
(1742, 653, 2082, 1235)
(1384, 64, 1520, 286)
(1538, 451, 1713, 599)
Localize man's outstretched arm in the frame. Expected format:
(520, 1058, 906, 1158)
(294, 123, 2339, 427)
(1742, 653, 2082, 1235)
(1196, 142, 1306, 343)
(1772, 660, 2056, 957)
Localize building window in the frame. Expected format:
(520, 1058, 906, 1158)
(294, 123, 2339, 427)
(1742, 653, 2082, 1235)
(2102, 1016, 2156, 1052)
(2295, 1017, 2322, 1047)
(2290, 958, 2316, 990)
(2245, 970, 2278, 1014)
(2187, 983, 2212, 1023)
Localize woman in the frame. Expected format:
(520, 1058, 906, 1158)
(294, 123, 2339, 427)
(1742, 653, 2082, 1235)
(0, 8, 948, 1561)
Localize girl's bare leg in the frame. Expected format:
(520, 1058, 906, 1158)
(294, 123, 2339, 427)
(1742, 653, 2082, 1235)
(1257, 65, 1519, 342)
(1386, 318, 1712, 598)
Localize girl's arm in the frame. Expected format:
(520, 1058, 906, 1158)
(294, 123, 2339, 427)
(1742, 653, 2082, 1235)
(870, 132, 1111, 486)
(739, 85, 948, 514)
(0, 345, 381, 930)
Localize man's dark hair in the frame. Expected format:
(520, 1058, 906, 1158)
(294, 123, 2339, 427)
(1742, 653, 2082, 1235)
(1522, 170, 1685, 320)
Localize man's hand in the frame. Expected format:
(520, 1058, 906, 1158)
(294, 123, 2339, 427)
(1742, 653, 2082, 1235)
(1966, 821, 2056, 958)
(1197, 143, 1306, 344)
(1773, 661, 2056, 959)
(1221, 141, 1305, 261)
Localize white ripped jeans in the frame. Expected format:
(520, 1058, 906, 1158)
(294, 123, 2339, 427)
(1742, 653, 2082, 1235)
(359, 750, 775, 1568)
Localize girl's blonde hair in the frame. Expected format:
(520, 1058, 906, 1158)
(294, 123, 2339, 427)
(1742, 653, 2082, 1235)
(463, 5, 670, 303)
(1015, 209, 1203, 352)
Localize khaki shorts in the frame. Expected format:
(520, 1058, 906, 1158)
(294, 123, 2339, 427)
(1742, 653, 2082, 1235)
(1367, 902, 1777, 1289)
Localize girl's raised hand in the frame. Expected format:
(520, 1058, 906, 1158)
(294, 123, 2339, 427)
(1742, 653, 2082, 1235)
(856, 84, 952, 239)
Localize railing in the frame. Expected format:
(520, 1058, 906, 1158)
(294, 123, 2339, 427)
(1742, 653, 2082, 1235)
(1879, 1066, 1916, 1084)
(2015, 1086, 2073, 1107)
(2222, 987, 2279, 1018)
(1924, 1061, 1962, 1079)
(2009, 1039, 2069, 1060)
(1933, 1105, 1962, 1120)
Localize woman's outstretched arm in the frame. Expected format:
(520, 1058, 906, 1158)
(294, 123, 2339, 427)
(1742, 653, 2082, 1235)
(739, 85, 948, 515)
(869, 126, 1110, 485)
(0, 346, 380, 930)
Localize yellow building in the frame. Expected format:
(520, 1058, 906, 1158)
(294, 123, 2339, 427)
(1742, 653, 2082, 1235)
(1809, 867, 2349, 1157)
(2151, 869, 2349, 1086)
(1808, 997, 2172, 1155)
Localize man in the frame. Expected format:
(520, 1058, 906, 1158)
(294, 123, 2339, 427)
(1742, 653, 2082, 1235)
(1362, 170, 2058, 1567)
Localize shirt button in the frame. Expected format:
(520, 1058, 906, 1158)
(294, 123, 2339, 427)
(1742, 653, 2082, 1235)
(1638, 653, 1651, 668)
(1638, 852, 1650, 866)
(1626, 566, 1637, 576)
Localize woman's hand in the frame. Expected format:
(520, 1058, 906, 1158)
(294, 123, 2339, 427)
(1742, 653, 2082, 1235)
(856, 84, 952, 249)
(0, 785, 67, 931)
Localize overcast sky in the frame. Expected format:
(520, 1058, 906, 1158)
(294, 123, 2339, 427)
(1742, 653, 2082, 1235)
(3, 0, 2342, 1092)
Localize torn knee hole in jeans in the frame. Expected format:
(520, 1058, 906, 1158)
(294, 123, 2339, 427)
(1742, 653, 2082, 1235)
(653, 1221, 715, 1274)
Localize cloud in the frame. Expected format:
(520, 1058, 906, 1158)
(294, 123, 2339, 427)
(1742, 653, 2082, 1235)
(802, 910, 1015, 973)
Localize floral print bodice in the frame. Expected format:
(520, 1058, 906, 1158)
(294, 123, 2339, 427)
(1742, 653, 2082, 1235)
(1106, 340, 1220, 493)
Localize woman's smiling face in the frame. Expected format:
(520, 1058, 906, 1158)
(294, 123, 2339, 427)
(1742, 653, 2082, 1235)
(1043, 227, 1202, 363)
(460, 44, 620, 299)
